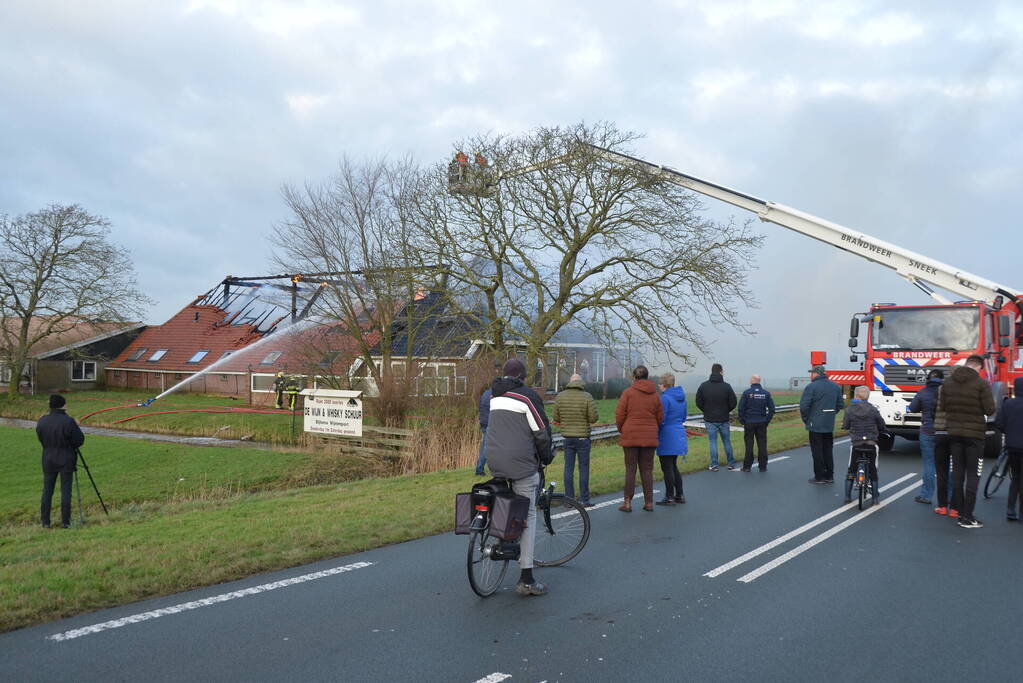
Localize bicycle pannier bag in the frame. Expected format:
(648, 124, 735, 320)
(454, 493, 473, 534)
(488, 493, 530, 541)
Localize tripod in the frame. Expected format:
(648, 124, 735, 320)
(73, 449, 109, 525)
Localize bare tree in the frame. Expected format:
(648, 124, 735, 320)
(0, 205, 152, 398)
(271, 156, 456, 424)
(417, 121, 763, 381)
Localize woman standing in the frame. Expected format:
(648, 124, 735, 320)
(615, 366, 664, 512)
(656, 373, 688, 505)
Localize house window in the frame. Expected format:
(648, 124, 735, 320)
(186, 350, 210, 364)
(127, 347, 148, 361)
(148, 349, 168, 362)
(219, 351, 234, 361)
(592, 350, 606, 383)
(251, 374, 275, 392)
(413, 362, 462, 396)
(72, 361, 97, 381)
(260, 351, 283, 365)
(0, 363, 10, 383)
(318, 351, 340, 367)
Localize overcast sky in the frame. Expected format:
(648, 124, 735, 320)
(2, 0, 1021, 388)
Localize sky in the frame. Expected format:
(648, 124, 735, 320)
(2, 0, 1021, 389)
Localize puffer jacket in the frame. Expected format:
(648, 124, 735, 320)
(800, 375, 845, 433)
(616, 379, 664, 447)
(552, 380, 598, 438)
(907, 378, 942, 435)
(695, 373, 737, 423)
(842, 400, 886, 445)
(938, 365, 995, 440)
(995, 377, 1023, 450)
(36, 409, 85, 474)
(657, 386, 688, 456)
(483, 377, 552, 480)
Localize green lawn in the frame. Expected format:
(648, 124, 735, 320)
(0, 412, 817, 633)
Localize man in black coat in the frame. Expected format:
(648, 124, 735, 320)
(696, 363, 738, 471)
(36, 394, 85, 528)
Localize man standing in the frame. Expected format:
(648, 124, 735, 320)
(475, 384, 492, 476)
(995, 377, 1023, 522)
(908, 369, 944, 505)
(483, 358, 554, 595)
(799, 365, 845, 484)
(36, 394, 85, 528)
(940, 355, 996, 529)
(738, 375, 776, 472)
(696, 363, 738, 471)
(273, 371, 286, 409)
(552, 373, 598, 506)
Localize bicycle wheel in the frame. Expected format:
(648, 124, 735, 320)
(534, 495, 590, 567)
(467, 530, 509, 597)
(983, 452, 1009, 498)
(858, 480, 868, 510)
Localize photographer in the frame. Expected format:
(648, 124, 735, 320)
(36, 394, 85, 528)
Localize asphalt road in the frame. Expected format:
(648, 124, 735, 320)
(3, 439, 1021, 682)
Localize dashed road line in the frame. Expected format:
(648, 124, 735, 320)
(703, 472, 917, 578)
(736, 479, 921, 582)
(473, 673, 512, 683)
(48, 561, 373, 642)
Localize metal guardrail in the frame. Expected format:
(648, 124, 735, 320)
(551, 403, 800, 447)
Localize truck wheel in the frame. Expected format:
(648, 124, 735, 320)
(877, 432, 895, 452)
(984, 432, 1003, 460)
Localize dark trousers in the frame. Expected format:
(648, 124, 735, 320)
(808, 431, 834, 481)
(743, 423, 768, 471)
(1006, 448, 1022, 516)
(935, 434, 951, 508)
(623, 447, 655, 505)
(949, 436, 983, 519)
(846, 445, 879, 481)
(41, 470, 74, 527)
(658, 455, 684, 500)
(563, 437, 592, 503)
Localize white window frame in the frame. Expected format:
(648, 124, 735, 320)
(71, 360, 97, 382)
(186, 350, 210, 364)
(148, 349, 169, 362)
(251, 373, 276, 392)
(259, 351, 283, 365)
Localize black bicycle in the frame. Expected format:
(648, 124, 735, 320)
(852, 446, 875, 510)
(466, 468, 591, 597)
(983, 449, 1011, 499)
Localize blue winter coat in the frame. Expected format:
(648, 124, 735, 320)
(907, 378, 942, 435)
(478, 388, 492, 430)
(738, 384, 776, 425)
(799, 375, 845, 433)
(657, 386, 688, 456)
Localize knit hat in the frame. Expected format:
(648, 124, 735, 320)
(49, 394, 66, 409)
(502, 358, 527, 379)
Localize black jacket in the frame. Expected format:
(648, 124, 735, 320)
(696, 374, 737, 423)
(842, 400, 886, 445)
(938, 365, 995, 440)
(995, 377, 1023, 450)
(907, 378, 942, 436)
(36, 409, 85, 474)
(483, 377, 552, 480)
(738, 384, 776, 425)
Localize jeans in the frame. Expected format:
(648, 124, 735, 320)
(706, 421, 734, 467)
(41, 470, 74, 527)
(475, 428, 487, 475)
(918, 432, 936, 500)
(562, 437, 591, 503)
(511, 472, 540, 569)
(742, 423, 768, 471)
(949, 435, 983, 519)
(808, 431, 835, 481)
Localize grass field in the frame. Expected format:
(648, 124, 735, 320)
(0, 409, 817, 633)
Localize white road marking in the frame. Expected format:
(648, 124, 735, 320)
(48, 561, 373, 642)
(703, 472, 917, 578)
(736, 479, 921, 583)
(474, 673, 512, 683)
(550, 490, 661, 518)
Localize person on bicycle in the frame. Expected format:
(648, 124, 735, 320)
(995, 376, 1023, 522)
(482, 357, 554, 596)
(842, 385, 885, 505)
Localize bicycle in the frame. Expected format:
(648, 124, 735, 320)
(851, 445, 876, 510)
(466, 467, 591, 597)
(983, 449, 1011, 499)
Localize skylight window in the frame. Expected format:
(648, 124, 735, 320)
(186, 350, 210, 364)
(148, 349, 169, 362)
(127, 347, 148, 361)
(219, 351, 234, 360)
(260, 351, 283, 365)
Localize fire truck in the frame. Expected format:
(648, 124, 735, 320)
(470, 144, 1023, 456)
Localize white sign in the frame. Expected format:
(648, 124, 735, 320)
(300, 389, 363, 438)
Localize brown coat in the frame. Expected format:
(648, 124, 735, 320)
(938, 365, 995, 440)
(616, 379, 665, 447)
